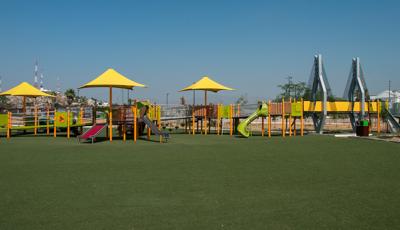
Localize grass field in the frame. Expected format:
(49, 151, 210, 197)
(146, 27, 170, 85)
(0, 134, 399, 229)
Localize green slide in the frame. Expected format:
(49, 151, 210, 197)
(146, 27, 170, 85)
(237, 102, 269, 138)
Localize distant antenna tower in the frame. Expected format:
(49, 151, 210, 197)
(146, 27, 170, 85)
(56, 77, 61, 93)
(40, 72, 44, 90)
(34, 60, 39, 88)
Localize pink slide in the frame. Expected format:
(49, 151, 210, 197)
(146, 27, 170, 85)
(78, 123, 107, 143)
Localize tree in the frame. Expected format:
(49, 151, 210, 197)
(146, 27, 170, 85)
(0, 96, 10, 111)
(64, 88, 76, 106)
(276, 81, 308, 101)
(180, 96, 186, 105)
(236, 94, 248, 105)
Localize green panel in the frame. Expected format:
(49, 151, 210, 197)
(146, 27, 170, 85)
(55, 112, 72, 127)
(0, 114, 8, 128)
(220, 105, 231, 118)
(291, 102, 302, 117)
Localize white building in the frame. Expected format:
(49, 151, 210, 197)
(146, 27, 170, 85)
(370, 90, 400, 103)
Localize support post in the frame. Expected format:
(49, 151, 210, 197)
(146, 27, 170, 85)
(289, 98, 292, 137)
(46, 108, 50, 135)
(133, 106, 137, 143)
(301, 98, 304, 136)
(109, 86, 113, 142)
(377, 100, 380, 135)
(230, 104, 233, 136)
(268, 100, 271, 138)
(282, 98, 285, 137)
(34, 106, 37, 136)
(54, 109, 57, 137)
(67, 110, 70, 139)
(7, 112, 11, 139)
(192, 106, 195, 135)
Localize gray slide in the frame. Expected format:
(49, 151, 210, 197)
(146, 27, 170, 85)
(142, 115, 170, 139)
(384, 108, 400, 133)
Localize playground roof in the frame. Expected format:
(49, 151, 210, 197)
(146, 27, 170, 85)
(79, 68, 146, 89)
(180, 76, 234, 92)
(0, 82, 54, 97)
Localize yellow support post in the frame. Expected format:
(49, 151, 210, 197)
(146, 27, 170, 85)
(282, 98, 285, 137)
(268, 100, 271, 138)
(237, 104, 240, 117)
(301, 98, 304, 136)
(157, 106, 162, 143)
(46, 108, 50, 135)
(67, 110, 70, 139)
(54, 109, 57, 137)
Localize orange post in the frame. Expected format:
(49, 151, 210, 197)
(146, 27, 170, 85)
(268, 100, 271, 138)
(109, 87, 113, 142)
(289, 98, 292, 137)
(204, 107, 207, 135)
(132, 106, 137, 143)
(80, 107, 83, 125)
(53, 109, 57, 137)
(67, 110, 70, 139)
(377, 100, 380, 135)
(46, 108, 50, 135)
(282, 98, 285, 137)
(237, 104, 240, 117)
(192, 106, 195, 135)
(230, 104, 233, 136)
(7, 112, 11, 139)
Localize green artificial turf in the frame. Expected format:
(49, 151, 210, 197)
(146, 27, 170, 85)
(0, 134, 399, 229)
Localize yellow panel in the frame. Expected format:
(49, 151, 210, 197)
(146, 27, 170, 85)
(303, 101, 378, 113)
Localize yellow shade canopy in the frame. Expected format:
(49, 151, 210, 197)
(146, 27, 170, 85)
(0, 82, 54, 97)
(79, 68, 146, 89)
(180, 76, 234, 92)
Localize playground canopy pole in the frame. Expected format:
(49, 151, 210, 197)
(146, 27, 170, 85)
(109, 87, 113, 142)
(192, 106, 195, 135)
(204, 90, 207, 135)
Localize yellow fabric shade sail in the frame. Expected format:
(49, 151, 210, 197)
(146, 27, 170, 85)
(79, 68, 146, 89)
(0, 82, 54, 97)
(79, 68, 146, 142)
(180, 76, 234, 92)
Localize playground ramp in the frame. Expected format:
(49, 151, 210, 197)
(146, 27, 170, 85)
(142, 115, 170, 139)
(78, 123, 107, 143)
(385, 109, 400, 133)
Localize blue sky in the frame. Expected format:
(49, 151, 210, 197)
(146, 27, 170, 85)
(0, 0, 399, 104)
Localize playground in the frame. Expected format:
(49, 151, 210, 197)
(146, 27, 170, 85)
(1, 134, 400, 229)
(0, 55, 400, 229)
